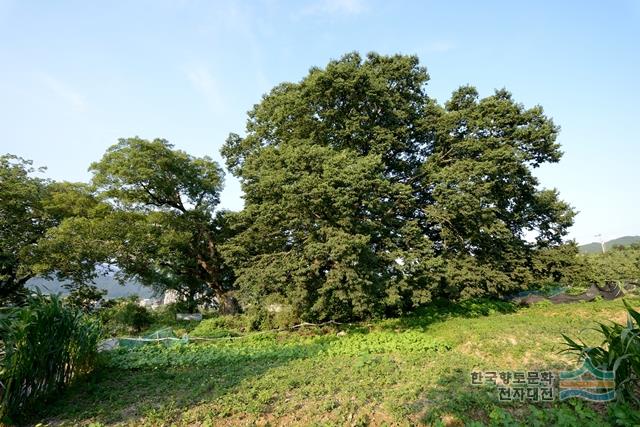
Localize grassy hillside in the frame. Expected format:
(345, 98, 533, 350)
(31, 298, 640, 426)
(579, 235, 640, 254)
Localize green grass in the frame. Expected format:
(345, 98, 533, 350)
(29, 298, 640, 426)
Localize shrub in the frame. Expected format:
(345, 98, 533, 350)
(190, 318, 240, 338)
(242, 302, 300, 331)
(270, 305, 299, 330)
(588, 244, 640, 285)
(0, 293, 101, 422)
(99, 297, 152, 335)
(562, 300, 640, 403)
(244, 307, 273, 331)
(150, 302, 180, 325)
(191, 315, 246, 334)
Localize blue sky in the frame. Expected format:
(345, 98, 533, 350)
(1, 0, 638, 244)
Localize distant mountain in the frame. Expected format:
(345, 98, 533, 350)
(578, 235, 640, 254)
(27, 275, 156, 300)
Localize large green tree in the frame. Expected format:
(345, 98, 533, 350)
(222, 52, 574, 321)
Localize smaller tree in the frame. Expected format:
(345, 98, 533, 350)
(0, 156, 100, 305)
(57, 137, 235, 311)
(530, 242, 591, 286)
(0, 155, 49, 304)
(584, 243, 640, 285)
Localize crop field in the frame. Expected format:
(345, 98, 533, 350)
(29, 298, 640, 426)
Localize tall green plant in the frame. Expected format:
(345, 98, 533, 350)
(562, 300, 640, 403)
(0, 293, 102, 421)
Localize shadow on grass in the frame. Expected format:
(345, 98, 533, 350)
(28, 299, 519, 425)
(405, 367, 495, 425)
(378, 298, 519, 332)
(27, 340, 328, 426)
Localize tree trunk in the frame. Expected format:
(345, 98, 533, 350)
(218, 293, 241, 315)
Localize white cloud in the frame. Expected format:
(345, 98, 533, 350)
(300, 0, 367, 17)
(39, 73, 87, 112)
(185, 65, 224, 112)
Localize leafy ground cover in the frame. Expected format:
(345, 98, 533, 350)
(30, 298, 640, 426)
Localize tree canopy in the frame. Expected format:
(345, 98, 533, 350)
(33, 138, 235, 311)
(2, 52, 583, 320)
(221, 52, 575, 321)
(0, 156, 103, 304)
(0, 155, 52, 304)
(0, 138, 235, 310)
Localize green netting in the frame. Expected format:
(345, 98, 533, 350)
(116, 328, 189, 349)
(546, 286, 568, 297)
(144, 327, 176, 340)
